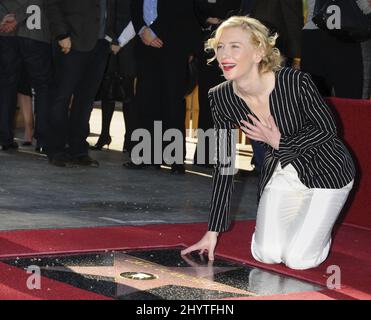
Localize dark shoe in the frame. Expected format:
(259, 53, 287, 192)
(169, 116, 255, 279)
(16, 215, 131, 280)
(22, 141, 32, 146)
(71, 155, 99, 167)
(49, 153, 73, 168)
(90, 136, 112, 151)
(1, 141, 19, 151)
(171, 164, 185, 174)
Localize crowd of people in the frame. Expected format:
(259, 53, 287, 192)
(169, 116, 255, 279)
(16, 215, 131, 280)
(0, 0, 370, 269)
(0, 0, 369, 168)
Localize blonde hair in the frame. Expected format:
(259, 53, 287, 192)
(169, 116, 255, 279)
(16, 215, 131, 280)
(206, 16, 283, 73)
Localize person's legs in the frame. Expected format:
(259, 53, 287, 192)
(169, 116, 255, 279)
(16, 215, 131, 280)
(122, 76, 136, 152)
(17, 62, 34, 144)
(92, 52, 116, 150)
(252, 163, 353, 270)
(68, 40, 110, 158)
(20, 38, 52, 149)
(17, 93, 33, 143)
(46, 45, 86, 159)
(127, 44, 162, 166)
(251, 163, 307, 264)
(161, 54, 188, 172)
(0, 36, 21, 148)
(114, 42, 136, 153)
(282, 181, 353, 270)
(92, 99, 114, 149)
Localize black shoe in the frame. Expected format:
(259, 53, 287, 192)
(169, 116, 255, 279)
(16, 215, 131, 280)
(171, 164, 185, 174)
(1, 141, 19, 151)
(71, 155, 99, 167)
(22, 141, 32, 147)
(90, 136, 112, 151)
(49, 153, 72, 167)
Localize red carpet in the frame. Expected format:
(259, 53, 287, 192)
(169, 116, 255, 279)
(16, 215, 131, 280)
(327, 98, 371, 229)
(0, 221, 370, 300)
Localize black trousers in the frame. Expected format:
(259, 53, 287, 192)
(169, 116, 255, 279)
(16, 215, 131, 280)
(47, 39, 110, 157)
(0, 36, 51, 146)
(301, 29, 363, 99)
(131, 43, 188, 164)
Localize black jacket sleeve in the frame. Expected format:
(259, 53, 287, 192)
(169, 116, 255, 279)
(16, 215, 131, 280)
(45, 0, 69, 40)
(0, 0, 30, 22)
(130, 0, 145, 33)
(208, 90, 237, 232)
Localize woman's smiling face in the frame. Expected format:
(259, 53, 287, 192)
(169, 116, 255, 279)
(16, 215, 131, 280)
(216, 27, 263, 81)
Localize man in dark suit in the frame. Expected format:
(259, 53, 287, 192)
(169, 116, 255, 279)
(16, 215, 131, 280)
(126, 0, 201, 173)
(45, 0, 112, 167)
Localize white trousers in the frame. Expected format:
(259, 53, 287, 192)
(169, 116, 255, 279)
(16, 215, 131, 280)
(251, 163, 353, 270)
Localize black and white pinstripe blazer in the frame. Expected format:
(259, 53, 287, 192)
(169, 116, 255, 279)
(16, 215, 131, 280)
(208, 67, 356, 232)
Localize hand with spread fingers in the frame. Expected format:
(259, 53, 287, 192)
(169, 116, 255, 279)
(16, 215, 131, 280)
(240, 114, 281, 150)
(58, 37, 72, 54)
(0, 14, 17, 33)
(181, 231, 219, 261)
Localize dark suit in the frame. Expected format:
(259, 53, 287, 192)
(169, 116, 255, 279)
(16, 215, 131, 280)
(45, 0, 112, 158)
(241, 0, 303, 60)
(46, 0, 102, 52)
(130, 0, 201, 165)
